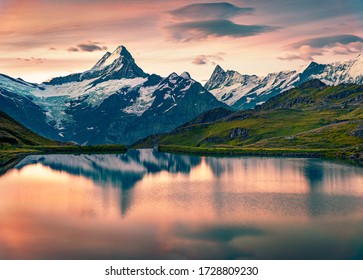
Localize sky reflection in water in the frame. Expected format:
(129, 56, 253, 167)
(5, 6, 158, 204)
(0, 150, 362, 259)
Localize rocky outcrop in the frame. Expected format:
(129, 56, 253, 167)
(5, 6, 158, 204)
(229, 127, 249, 140)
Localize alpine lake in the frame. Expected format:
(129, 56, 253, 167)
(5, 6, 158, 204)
(0, 149, 362, 259)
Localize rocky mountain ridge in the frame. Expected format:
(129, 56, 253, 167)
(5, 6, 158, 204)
(205, 54, 363, 110)
(0, 46, 227, 144)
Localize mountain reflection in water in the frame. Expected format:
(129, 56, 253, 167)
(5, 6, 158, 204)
(0, 149, 362, 259)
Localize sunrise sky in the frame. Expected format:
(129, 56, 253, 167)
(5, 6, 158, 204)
(1, 0, 363, 83)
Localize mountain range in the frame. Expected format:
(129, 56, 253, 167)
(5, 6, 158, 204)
(135, 79, 362, 160)
(205, 54, 363, 110)
(0, 46, 226, 145)
(0, 45, 362, 145)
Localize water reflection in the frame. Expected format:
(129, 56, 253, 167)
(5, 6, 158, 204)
(303, 159, 324, 191)
(15, 150, 202, 189)
(14, 150, 201, 217)
(0, 150, 362, 259)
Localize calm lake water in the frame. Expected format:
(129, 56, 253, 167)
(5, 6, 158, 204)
(0, 149, 363, 260)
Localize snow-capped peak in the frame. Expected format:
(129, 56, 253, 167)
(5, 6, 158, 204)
(204, 64, 229, 91)
(180, 71, 191, 79)
(205, 54, 363, 110)
(113, 45, 126, 54)
(214, 64, 225, 74)
(168, 72, 179, 80)
(91, 45, 131, 70)
(349, 53, 363, 79)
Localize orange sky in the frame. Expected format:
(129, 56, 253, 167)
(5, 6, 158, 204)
(1, 0, 363, 83)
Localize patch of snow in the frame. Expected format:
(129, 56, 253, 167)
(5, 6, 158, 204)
(99, 50, 121, 68)
(349, 56, 363, 79)
(168, 73, 179, 83)
(85, 77, 147, 107)
(0, 75, 36, 97)
(163, 104, 177, 113)
(122, 84, 158, 116)
(180, 82, 193, 91)
(180, 72, 191, 79)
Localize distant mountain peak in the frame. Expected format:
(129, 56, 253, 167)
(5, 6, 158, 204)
(113, 45, 133, 58)
(113, 45, 126, 53)
(306, 61, 320, 68)
(204, 65, 228, 91)
(214, 64, 225, 74)
(91, 45, 133, 71)
(46, 44, 148, 85)
(180, 71, 191, 79)
(168, 72, 179, 80)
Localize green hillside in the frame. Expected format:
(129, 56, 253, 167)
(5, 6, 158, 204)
(0, 111, 56, 166)
(134, 80, 363, 161)
(0, 111, 57, 147)
(0, 111, 127, 167)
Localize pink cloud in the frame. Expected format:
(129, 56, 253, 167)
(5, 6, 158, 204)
(279, 46, 324, 61)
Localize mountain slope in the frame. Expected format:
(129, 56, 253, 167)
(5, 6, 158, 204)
(206, 55, 363, 110)
(133, 107, 235, 148)
(0, 111, 56, 146)
(0, 46, 227, 145)
(134, 80, 363, 158)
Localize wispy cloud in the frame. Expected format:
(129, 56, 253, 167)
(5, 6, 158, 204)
(166, 2, 277, 42)
(169, 2, 254, 20)
(280, 34, 363, 61)
(192, 53, 224, 65)
(16, 57, 46, 64)
(67, 41, 108, 52)
(290, 34, 363, 49)
(167, 19, 277, 41)
(278, 46, 325, 61)
(67, 47, 79, 52)
(331, 41, 363, 55)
